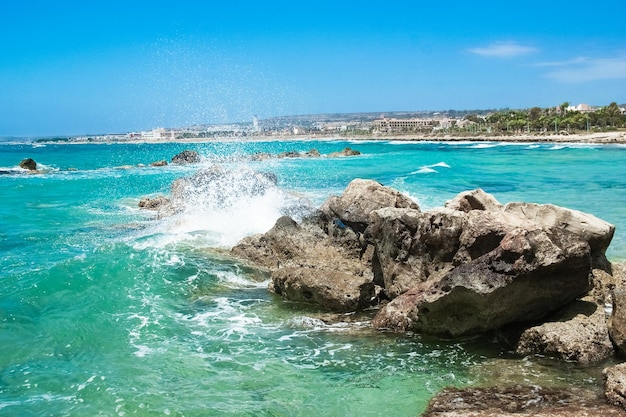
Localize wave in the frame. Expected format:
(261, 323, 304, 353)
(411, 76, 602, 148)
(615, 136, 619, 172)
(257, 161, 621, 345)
(131, 164, 314, 249)
(470, 143, 499, 149)
(409, 161, 451, 175)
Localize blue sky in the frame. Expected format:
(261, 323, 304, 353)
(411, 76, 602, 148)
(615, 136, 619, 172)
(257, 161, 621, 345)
(1, 1, 625, 137)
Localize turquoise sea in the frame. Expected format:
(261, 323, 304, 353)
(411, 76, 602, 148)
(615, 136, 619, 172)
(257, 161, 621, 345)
(1, 139, 626, 416)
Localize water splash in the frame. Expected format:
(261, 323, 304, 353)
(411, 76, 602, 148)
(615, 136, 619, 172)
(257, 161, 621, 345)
(133, 164, 313, 249)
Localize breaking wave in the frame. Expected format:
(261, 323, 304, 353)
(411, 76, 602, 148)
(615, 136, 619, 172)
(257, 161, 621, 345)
(133, 164, 314, 249)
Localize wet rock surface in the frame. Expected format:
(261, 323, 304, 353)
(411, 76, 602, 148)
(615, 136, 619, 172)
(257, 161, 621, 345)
(421, 385, 626, 416)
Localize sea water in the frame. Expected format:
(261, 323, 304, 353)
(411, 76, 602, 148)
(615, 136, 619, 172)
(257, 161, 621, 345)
(1, 139, 625, 416)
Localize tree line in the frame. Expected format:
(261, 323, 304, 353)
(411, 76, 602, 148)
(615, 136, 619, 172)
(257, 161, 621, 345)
(464, 102, 625, 134)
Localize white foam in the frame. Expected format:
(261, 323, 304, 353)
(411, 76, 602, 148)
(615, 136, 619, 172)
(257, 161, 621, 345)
(471, 143, 499, 149)
(413, 167, 437, 174)
(410, 162, 450, 175)
(130, 165, 313, 250)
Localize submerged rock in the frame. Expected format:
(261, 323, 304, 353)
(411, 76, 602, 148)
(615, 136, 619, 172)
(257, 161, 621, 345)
(328, 147, 361, 157)
(422, 385, 626, 416)
(250, 147, 358, 161)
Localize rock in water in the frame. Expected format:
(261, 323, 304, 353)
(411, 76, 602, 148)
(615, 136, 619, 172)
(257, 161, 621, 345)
(138, 196, 170, 210)
(19, 158, 37, 170)
(604, 363, 626, 410)
(422, 385, 626, 416)
(171, 150, 201, 165)
(232, 181, 615, 340)
(372, 226, 593, 337)
(516, 300, 614, 363)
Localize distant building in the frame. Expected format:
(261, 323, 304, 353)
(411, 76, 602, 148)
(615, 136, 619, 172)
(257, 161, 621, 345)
(567, 103, 594, 113)
(374, 117, 439, 132)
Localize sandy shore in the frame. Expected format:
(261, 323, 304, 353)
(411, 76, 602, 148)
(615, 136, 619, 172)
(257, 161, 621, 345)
(377, 130, 626, 144)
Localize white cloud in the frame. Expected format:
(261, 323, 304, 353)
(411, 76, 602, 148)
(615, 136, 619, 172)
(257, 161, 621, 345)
(542, 56, 626, 82)
(468, 41, 538, 58)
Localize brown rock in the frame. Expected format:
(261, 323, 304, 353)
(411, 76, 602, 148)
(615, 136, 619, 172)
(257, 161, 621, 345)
(604, 363, 626, 411)
(373, 228, 593, 337)
(503, 202, 615, 255)
(320, 179, 419, 232)
(328, 147, 361, 157)
(609, 288, 626, 355)
(444, 188, 503, 213)
(19, 158, 37, 170)
(516, 300, 614, 364)
(422, 385, 626, 417)
(270, 267, 377, 312)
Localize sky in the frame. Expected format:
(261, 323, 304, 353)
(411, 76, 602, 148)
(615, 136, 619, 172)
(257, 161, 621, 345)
(1, 1, 625, 137)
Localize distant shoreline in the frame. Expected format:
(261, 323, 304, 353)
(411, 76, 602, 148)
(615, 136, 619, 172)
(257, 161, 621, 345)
(31, 130, 626, 145)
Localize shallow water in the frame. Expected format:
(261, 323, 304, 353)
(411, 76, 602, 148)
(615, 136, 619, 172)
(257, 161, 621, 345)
(1, 140, 625, 416)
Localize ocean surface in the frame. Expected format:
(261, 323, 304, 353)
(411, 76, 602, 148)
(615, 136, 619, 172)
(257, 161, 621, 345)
(1, 139, 625, 416)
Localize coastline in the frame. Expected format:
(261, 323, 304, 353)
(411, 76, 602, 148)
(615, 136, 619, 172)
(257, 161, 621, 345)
(31, 130, 626, 145)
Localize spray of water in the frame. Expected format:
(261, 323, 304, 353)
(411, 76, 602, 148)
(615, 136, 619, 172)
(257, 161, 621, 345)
(136, 164, 313, 249)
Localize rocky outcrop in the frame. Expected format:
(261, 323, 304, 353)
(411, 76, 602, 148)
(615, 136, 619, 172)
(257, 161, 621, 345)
(171, 150, 201, 164)
(150, 160, 168, 167)
(231, 179, 616, 340)
(19, 158, 37, 170)
(422, 385, 626, 417)
(516, 299, 614, 363)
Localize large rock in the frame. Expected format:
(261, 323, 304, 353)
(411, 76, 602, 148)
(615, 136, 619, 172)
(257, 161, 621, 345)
(516, 299, 614, 363)
(372, 227, 593, 337)
(231, 182, 615, 334)
(233, 215, 379, 311)
(604, 363, 626, 410)
(366, 207, 464, 298)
